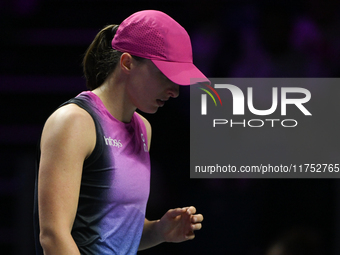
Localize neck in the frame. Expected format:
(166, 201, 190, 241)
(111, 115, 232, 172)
(92, 75, 136, 123)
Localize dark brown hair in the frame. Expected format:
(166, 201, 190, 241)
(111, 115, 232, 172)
(83, 25, 146, 90)
(83, 25, 122, 90)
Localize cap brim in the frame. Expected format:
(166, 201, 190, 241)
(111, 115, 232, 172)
(152, 60, 210, 86)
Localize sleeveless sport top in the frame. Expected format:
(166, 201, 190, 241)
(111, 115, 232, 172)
(34, 91, 151, 255)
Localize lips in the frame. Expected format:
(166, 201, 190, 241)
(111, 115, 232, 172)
(156, 99, 166, 107)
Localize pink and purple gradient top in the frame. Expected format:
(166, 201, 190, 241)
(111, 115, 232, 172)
(67, 91, 150, 254)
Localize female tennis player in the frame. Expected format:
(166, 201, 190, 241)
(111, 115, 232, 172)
(34, 10, 208, 254)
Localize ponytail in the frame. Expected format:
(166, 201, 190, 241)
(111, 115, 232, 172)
(83, 25, 122, 90)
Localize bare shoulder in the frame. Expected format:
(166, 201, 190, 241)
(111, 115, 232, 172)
(41, 103, 96, 159)
(136, 112, 151, 131)
(45, 103, 93, 125)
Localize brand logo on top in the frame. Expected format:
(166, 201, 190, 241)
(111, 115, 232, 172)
(141, 133, 148, 152)
(198, 84, 312, 128)
(104, 136, 123, 148)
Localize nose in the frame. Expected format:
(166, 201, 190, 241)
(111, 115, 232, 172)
(168, 83, 179, 98)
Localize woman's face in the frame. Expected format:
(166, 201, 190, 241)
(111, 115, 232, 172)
(126, 58, 179, 114)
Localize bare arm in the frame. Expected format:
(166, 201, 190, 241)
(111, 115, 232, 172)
(38, 104, 96, 254)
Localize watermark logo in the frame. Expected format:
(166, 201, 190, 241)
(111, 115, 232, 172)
(190, 78, 336, 179)
(199, 84, 222, 115)
(201, 84, 311, 116)
(196, 81, 312, 128)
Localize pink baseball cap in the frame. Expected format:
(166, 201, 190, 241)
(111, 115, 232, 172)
(111, 10, 210, 86)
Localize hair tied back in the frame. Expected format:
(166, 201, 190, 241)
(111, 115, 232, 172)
(111, 25, 119, 38)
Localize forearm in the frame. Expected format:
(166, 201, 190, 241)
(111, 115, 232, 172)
(138, 219, 164, 251)
(40, 231, 80, 255)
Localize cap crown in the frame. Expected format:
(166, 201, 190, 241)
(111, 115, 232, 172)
(112, 10, 193, 63)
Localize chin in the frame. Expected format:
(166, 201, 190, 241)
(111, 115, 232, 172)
(138, 107, 159, 114)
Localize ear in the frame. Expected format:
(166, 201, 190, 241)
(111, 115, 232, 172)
(120, 53, 133, 74)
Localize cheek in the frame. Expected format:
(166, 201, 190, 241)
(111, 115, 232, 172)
(127, 65, 162, 108)
(126, 82, 157, 112)
(132, 78, 158, 99)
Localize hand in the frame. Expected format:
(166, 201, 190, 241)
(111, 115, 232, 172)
(157, 206, 203, 243)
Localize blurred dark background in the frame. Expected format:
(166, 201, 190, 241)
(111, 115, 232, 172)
(1, 0, 340, 254)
